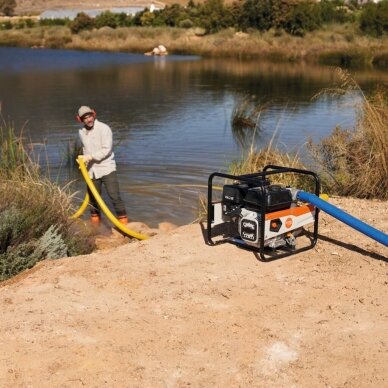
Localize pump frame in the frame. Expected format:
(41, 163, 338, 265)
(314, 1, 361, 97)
(207, 165, 321, 260)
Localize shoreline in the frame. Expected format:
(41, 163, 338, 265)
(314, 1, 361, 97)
(0, 25, 387, 68)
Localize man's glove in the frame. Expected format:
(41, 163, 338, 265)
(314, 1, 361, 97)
(79, 154, 93, 165)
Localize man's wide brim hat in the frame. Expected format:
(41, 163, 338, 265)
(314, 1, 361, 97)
(78, 106, 94, 118)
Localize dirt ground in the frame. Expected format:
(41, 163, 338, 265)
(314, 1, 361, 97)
(0, 197, 387, 387)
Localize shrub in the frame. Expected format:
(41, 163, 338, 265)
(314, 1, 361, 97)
(0, 0, 16, 16)
(197, 0, 234, 33)
(283, 2, 322, 36)
(160, 4, 185, 27)
(319, 0, 353, 24)
(140, 11, 156, 27)
(95, 11, 119, 29)
(179, 18, 194, 29)
(70, 12, 95, 34)
(39, 18, 70, 27)
(240, 0, 273, 31)
(0, 21, 12, 30)
(308, 69, 388, 199)
(14, 20, 27, 29)
(359, 0, 388, 37)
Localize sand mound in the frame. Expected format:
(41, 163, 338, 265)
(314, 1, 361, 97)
(0, 197, 387, 387)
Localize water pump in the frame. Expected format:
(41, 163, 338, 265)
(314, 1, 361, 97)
(207, 165, 320, 260)
(207, 165, 388, 259)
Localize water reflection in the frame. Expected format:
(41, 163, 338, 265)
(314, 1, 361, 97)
(0, 48, 385, 226)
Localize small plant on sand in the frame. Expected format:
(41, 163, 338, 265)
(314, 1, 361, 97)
(196, 194, 208, 223)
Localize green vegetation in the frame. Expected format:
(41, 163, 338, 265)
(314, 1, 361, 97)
(0, 118, 94, 281)
(0, 0, 386, 65)
(61, 0, 357, 37)
(40, 0, 386, 38)
(0, 23, 386, 68)
(359, 0, 388, 37)
(231, 70, 388, 200)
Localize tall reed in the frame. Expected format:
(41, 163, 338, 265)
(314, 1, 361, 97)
(231, 96, 266, 147)
(0, 117, 31, 177)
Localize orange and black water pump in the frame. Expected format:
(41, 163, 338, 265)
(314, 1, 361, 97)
(207, 165, 320, 261)
(207, 165, 388, 260)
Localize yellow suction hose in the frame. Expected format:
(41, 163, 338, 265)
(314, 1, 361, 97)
(70, 192, 90, 219)
(71, 156, 225, 239)
(75, 157, 149, 240)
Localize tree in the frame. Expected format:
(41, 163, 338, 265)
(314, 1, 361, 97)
(283, 2, 322, 36)
(95, 11, 119, 29)
(197, 0, 233, 33)
(0, 0, 16, 16)
(69, 13, 95, 34)
(239, 0, 273, 31)
(359, 0, 388, 37)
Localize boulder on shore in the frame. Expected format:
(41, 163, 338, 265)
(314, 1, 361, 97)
(144, 44, 168, 56)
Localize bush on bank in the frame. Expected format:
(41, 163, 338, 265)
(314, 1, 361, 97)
(359, 0, 388, 37)
(309, 71, 388, 199)
(0, 119, 94, 281)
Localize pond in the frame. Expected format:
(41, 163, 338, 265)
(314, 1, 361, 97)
(0, 47, 386, 226)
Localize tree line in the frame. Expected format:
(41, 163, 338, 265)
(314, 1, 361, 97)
(1, 0, 387, 37)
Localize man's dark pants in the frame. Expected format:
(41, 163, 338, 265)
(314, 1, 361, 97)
(88, 171, 127, 218)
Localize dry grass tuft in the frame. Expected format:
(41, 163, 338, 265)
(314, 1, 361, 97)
(0, 117, 94, 281)
(308, 69, 388, 199)
(229, 143, 315, 191)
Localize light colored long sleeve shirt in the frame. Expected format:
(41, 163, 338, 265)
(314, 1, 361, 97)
(79, 119, 116, 179)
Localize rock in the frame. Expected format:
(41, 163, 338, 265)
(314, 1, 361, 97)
(235, 31, 248, 38)
(157, 44, 167, 54)
(144, 44, 168, 56)
(126, 222, 157, 236)
(194, 27, 206, 36)
(158, 222, 178, 232)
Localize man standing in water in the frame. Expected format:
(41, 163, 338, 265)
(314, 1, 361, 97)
(77, 105, 128, 225)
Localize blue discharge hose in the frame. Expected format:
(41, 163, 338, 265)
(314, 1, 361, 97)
(297, 191, 388, 247)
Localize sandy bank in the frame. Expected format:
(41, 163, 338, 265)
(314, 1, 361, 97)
(0, 197, 387, 387)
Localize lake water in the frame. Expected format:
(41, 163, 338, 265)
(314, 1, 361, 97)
(0, 47, 386, 226)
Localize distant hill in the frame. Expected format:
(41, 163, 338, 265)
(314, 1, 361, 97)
(16, 0, 180, 15)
